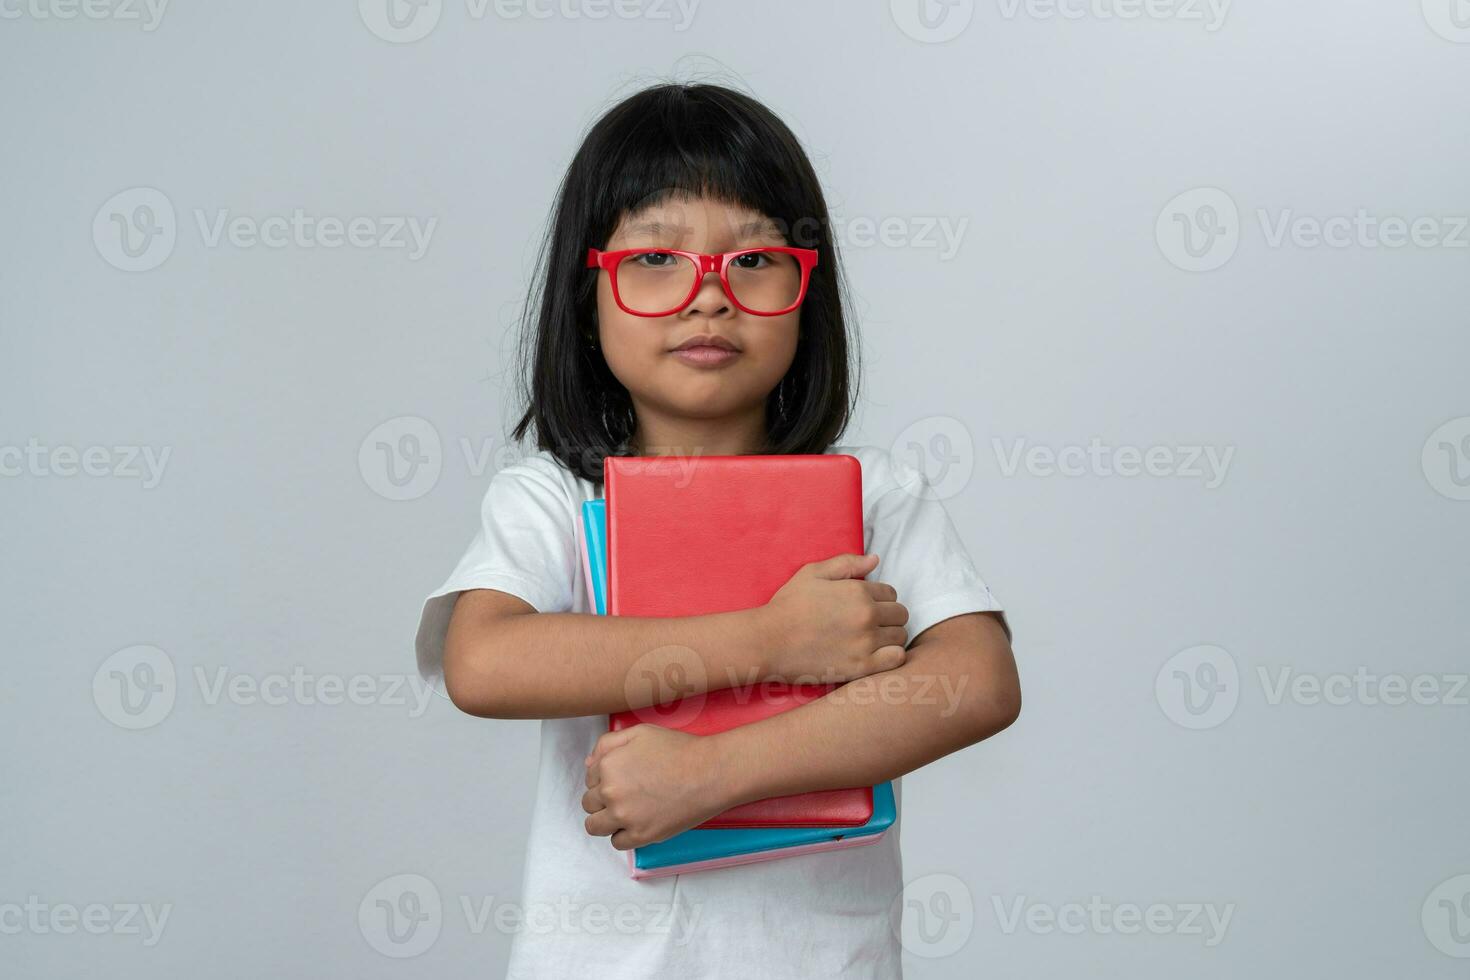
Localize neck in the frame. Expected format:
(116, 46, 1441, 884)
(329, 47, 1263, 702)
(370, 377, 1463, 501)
(628, 402, 769, 457)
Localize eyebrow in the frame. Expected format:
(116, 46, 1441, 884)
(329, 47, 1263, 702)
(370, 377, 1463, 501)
(621, 220, 690, 238)
(621, 217, 784, 241)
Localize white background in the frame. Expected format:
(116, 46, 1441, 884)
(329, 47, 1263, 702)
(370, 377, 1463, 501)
(4, 1, 1469, 975)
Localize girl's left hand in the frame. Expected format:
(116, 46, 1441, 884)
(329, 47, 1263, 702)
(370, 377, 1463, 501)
(582, 725, 734, 850)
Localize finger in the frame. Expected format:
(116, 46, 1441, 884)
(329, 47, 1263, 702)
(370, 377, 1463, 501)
(876, 625, 909, 651)
(610, 829, 639, 851)
(581, 786, 604, 814)
(588, 728, 635, 768)
(584, 808, 621, 838)
(861, 580, 898, 603)
(875, 600, 909, 627)
(809, 552, 879, 581)
(870, 644, 907, 671)
(585, 762, 601, 789)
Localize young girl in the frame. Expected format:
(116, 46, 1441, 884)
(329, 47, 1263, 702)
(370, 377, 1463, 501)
(415, 81, 1019, 979)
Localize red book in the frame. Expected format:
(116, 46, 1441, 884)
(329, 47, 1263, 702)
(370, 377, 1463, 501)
(605, 453, 874, 828)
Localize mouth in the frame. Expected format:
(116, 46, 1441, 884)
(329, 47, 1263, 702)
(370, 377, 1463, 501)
(671, 334, 739, 352)
(669, 344, 741, 367)
(669, 333, 741, 368)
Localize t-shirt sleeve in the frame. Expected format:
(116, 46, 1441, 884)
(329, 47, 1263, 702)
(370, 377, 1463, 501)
(413, 457, 578, 695)
(866, 453, 1010, 646)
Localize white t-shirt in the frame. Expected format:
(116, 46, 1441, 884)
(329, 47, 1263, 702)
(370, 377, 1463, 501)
(414, 443, 1005, 979)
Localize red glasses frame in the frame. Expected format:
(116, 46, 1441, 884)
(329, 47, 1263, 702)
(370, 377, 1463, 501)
(585, 246, 819, 317)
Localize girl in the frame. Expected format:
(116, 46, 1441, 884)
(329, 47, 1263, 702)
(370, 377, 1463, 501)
(415, 81, 1020, 979)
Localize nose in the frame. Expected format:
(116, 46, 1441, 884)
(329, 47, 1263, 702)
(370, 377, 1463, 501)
(681, 267, 733, 318)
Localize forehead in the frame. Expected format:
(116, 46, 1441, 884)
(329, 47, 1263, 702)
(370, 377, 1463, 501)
(610, 194, 783, 243)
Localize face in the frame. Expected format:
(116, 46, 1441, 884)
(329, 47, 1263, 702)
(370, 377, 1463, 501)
(592, 194, 801, 442)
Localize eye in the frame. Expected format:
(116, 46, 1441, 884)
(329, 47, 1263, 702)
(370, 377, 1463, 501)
(732, 251, 773, 270)
(631, 251, 679, 268)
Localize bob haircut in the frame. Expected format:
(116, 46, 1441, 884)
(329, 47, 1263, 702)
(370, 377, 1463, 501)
(510, 81, 860, 484)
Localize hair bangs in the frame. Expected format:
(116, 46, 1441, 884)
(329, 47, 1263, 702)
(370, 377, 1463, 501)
(585, 87, 815, 250)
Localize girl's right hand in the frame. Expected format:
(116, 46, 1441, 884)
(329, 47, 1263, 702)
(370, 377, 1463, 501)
(757, 553, 909, 684)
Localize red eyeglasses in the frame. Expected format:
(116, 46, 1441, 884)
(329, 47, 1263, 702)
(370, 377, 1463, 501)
(586, 246, 819, 317)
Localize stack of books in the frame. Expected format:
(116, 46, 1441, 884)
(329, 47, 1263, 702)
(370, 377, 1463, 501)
(580, 453, 896, 880)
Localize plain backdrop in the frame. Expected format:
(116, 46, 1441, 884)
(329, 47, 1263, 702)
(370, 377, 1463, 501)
(4, 1, 1469, 976)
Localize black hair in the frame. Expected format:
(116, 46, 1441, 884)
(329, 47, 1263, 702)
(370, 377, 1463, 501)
(509, 81, 860, 484)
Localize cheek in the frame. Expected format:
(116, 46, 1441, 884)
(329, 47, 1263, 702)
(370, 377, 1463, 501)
(596, 282, 658, 379)
(748, 314, 801, 377)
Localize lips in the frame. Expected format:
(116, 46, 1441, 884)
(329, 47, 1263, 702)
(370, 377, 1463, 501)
(672, 334, 739, 352)
(671, 345, 740, 367)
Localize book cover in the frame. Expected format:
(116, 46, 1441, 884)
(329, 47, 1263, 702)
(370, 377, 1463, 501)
(603, 454, 874, 828)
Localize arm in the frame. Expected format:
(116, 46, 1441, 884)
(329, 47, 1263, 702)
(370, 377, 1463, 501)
(583, 610, 1018, 848)
(443, 552, 906, 719)
(443, 588, 778, 719)
(718, 610, 1018, 794)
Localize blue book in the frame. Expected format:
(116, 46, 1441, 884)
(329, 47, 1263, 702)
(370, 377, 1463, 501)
(579, 498, 896, 878)
(581, 499, 609, 615)
(635, 781, 896, 871)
